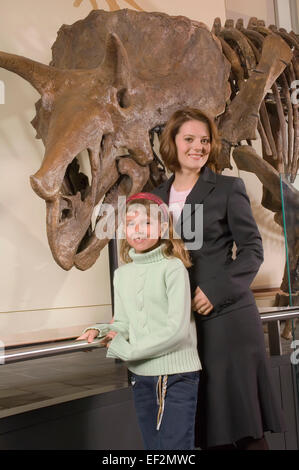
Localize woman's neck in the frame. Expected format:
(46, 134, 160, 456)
(172, 169, 200, 191)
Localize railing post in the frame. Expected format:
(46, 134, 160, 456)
(268, 320, 283, 356)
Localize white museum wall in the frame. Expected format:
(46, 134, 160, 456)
(0, 0, 227, 346)
(225, 0, 276, 26)
(275, 0, 292, 30)
(0, 0, 291, 346)
(140, 0, 226, 24)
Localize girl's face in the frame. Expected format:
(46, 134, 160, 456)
(174, 119, 211, 173)
(126, 205, 163, 253)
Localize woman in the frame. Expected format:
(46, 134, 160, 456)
(151, 107, 285, 450)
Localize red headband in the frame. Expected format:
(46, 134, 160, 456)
(126, 192, 169, 218)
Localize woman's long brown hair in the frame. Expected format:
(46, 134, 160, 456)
(160, 107, 221, 173)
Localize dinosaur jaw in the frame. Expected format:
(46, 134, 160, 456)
(44, 146, 100, 271)
(73, 156, 150, 271)
(45, 144, 150, 270)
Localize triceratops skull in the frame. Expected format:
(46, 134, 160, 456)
(0, 10, 232, 270)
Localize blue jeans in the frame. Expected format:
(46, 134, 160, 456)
(130, 371, 200, 450)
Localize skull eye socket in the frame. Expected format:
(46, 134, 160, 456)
(116, 88, 131, 108)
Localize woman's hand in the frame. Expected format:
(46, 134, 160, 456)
(100, 331, 118, 348)
(76, 329, 99, 343)
(192, 286, 213, 316)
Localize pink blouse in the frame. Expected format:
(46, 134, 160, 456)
(169, 185, 192, 225)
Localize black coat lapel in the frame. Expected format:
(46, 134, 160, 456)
(151, 165, 217, 234)
(176, 165, 216, 232)
(153, 173, 174, 205)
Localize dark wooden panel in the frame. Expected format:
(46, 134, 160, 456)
(265, 355, 299, 450)
(265, 365, 286, 450)
(0, 355, 298, 450)
(0, 388, 143, 450)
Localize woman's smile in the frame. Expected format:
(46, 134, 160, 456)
(188, 153, 205, 158)
(175, 120, 211, 172)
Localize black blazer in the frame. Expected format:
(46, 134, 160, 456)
(151, 165, 264, 321)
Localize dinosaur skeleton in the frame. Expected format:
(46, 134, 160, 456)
(0, 10, 298, 337)
(213, 17, 299, 339)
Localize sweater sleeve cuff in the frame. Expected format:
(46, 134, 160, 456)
(83, 324, 111, 339)
(106, 333, 132, 361)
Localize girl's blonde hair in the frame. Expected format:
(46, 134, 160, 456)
(120, 198, 192, 268)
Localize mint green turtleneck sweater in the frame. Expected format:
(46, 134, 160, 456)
(85, 244, 201, 376)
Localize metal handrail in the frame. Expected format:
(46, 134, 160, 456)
(259, 306, 299, 356)
(0, 339, 104, 365)
(1, 307, 298, 365)
(259, 306, 299, 322)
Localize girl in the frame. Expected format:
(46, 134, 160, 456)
(77, 192, 201, 450)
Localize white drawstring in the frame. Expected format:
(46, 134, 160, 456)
(156, 375, 168, 430)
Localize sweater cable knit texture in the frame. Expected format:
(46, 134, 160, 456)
(84, 243, 201, 376)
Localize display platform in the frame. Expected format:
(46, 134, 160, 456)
(0, 347, 143, 449)
(0, 325, 298, 450)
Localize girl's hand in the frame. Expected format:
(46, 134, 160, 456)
(100, 331, 118, 348)
(76, 329, 99, 343)
(192, 286, 213, 316)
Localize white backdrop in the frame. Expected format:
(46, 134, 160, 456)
(0, 0, 286, 346)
